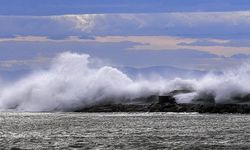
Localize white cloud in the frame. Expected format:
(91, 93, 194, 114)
(92, 36, 250, 56)
(0, 57, 51, 69)
(51, 14, 99, 32)
(2, 12, 250, 59)
(1, 11, 250, 39)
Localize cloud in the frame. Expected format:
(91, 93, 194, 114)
(91, 36, 250, 56)
(1, 12, 250, 71)
(2, 11, 250, 40)
(2, 34, 249, 56)
(50, 15, 99, 32)
(0, 57, 51, 70)
(91, 12, 250, 39)
(0, 15, 95, 39)
(178, 39, 230, 46)
(0, 39, 243, 71)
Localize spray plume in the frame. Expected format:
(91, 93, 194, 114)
(0, 52, 250, 111)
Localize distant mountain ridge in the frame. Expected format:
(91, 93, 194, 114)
(0, 65, 211, 81)
(116, 65, 208, 79)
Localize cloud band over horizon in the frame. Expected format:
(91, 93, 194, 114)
(1, 1, 250, 75)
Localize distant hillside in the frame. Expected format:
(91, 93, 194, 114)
(116, 66, 208, 79)
(0, 66, 210, 81)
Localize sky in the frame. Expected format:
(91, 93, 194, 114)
(1, 0, 250, 76)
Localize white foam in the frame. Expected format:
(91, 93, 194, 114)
(0, 52, 250, 111)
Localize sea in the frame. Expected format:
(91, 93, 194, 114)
(0, 112, 250, 149)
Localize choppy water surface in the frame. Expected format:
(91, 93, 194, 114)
(0, 112, 250, 149)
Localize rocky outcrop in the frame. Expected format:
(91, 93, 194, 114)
(74, 90, 250, 114)
(148, 103, 250, 114)
(75, 104, 149, 112)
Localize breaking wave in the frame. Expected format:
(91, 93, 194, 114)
(0, 52, 250, 111)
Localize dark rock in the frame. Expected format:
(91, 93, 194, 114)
(10, 148, 22, 150)
(75, 104, 149, 112)
(158, 95, 176, 104)
(132, 95, 158, 104)
(232, 94, 250, 103)
(75, 101, 250, 114)
(74, 91, 250, 114)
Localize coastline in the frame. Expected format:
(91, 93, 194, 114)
(75, 100, 250, 114)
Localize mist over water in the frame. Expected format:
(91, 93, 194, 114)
(0, 52, 250, 111)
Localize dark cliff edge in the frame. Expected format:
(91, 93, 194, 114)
(75, 91, 250, 114)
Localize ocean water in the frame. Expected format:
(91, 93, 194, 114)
(0, 112, 250, 149)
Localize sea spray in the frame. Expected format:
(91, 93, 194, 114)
(0, 52, 166, 111)
(175, 63, 250, 103)
(1, 52, 250, 111)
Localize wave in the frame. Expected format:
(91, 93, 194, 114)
(0, 52, 250, 111)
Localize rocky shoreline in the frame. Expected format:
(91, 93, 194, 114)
(75, 103, 250, 114)
(75, 91, 250, 114)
